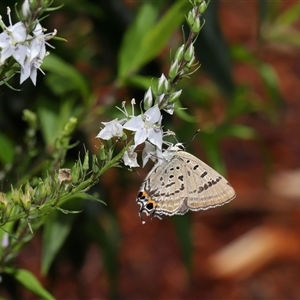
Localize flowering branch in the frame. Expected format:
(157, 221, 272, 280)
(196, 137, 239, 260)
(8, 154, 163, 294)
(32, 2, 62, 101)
(0, 0, 60, 87)
(97, 0, 209, 168)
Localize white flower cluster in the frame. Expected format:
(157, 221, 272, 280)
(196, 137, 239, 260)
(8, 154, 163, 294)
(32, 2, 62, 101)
(0, 4, 56, 85)
(96, 90, 173, 168)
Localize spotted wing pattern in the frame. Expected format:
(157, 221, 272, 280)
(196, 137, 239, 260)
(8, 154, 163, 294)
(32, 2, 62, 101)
(137, 150, 236, 220)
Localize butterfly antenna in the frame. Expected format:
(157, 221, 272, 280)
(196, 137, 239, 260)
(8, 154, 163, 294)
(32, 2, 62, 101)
(185, 129, 201, 149)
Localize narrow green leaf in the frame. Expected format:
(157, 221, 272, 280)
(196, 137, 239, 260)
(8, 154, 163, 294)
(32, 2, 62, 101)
(118, 1, 190, 81)
(2, 267, 55, 300)
(37, 105, 59, 146)
(118, 3, 158, 80)
(171, 215, 192, 273)
(55, 206, 82, 214)
(0, 133, 14, 164)
(275, 3, 300, 26)
(42, 211, 75, 274)
(87, 213, 120, 299)
(217, 124, 257, 140)
(42, 54, 90, 100)
(174, 101, 197, 123)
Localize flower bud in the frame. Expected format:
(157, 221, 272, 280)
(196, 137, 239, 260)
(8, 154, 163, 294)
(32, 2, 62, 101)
(184, 44, 195, 63)
(186, 10, 195, 27)
(168, 90, 182, 104)
(151, 80, 159, 97)
(21, 191, 31, 212)
(21, 0, 31, 19)
(168, 60, 180, 80)
(0, 192, 8, 213)
(23, 109, 37, 129)
(191, 17, 201, 34)
(143, 88, 153, 110)
(199, 1, 207, 14)
(11, 187, 22, 206)
(158, 74, 170, 94)
(99, 145, 107, 161)
(92, 154, 99, 174)
(63, 117, 77, 136)
(174, 45, 185, 61)
(71, 162, 81, 184)
(82, 151, 89, 171)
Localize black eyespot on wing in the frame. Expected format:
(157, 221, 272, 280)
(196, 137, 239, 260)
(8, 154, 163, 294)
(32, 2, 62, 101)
(137, 191, 145, 199)
(146, 203, 154, 210)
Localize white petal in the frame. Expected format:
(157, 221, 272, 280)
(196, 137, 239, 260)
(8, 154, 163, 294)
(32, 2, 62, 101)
(96, 127, 112, 140)
(123, 115, 143, 131)
(142, 141, 156, 167)
(134, 128, 147, 147)
(144, 105, 161, 124)
(123, 146, 140, 168)
(147, 127, 163, 149)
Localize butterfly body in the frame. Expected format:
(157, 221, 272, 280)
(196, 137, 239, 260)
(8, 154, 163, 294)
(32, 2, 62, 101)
(137, 143, 236, 221)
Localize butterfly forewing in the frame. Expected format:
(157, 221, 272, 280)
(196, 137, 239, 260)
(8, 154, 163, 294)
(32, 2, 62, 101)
(179, 152, 236, 210)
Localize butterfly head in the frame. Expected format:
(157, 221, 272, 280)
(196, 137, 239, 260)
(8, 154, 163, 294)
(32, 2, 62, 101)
(167, 142, 185, 152)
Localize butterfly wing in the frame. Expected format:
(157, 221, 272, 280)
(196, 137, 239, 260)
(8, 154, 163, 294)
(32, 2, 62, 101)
(138, 157, 187, 217)
(178, 151, 236, 212)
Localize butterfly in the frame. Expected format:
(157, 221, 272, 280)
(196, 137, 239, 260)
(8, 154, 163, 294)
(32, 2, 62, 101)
(136, 143, 235, 223)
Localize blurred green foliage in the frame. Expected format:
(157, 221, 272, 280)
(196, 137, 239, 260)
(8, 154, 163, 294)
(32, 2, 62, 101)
(1, 0, 298, 298)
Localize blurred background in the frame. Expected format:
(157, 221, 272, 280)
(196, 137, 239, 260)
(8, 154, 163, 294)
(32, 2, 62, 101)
(1, 0, 300, 299)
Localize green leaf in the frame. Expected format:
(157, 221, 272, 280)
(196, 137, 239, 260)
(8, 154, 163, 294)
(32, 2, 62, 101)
(2, 267, 55, 300)
(275, 2, 300, 26)
(126, 75, 155, 90)
(41, 211, 75, 274)
(171, 215, 192, 272)
(174, 101, 197, 123)
(217, 124, 257, 140)
(0, 133, 14, 164)
(43, 54, 90, 100)
(194, 1, 235, 96)
(37, 105, 58, 146)
(87, 213, 120, 299)
(38, 99, 76, 146)
(118, 1, 190, 82)
(76, 192, 106, 204)
(55, 206, 82, 214)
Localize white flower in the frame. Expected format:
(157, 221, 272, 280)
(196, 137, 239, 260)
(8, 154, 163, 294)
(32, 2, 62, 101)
(20, 55, 45, 85)
(20, 22, 54, 85)
(123, 105, 163, 149)
(96, 119, 124, 140)
(0, 21, 27, 65)
(123, 146, 139, 168)
(0, 7, 56, 85)
(142, 141, 162, 167)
